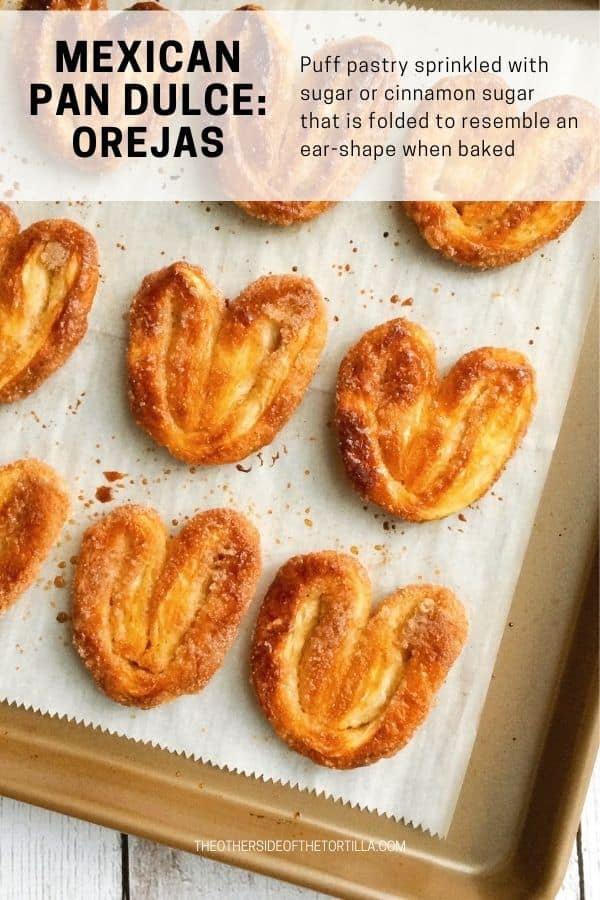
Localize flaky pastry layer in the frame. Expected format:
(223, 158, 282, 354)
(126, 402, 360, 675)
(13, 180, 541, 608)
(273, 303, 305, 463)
(404, 201, 584, 269)
(0, 204, 99, 402)
(0, 458, 69, 614)
(335, 317, 536, 521)
(73, 504, 261, 708)
(128, 263, 327, 464)
(251, 551, 467, 768)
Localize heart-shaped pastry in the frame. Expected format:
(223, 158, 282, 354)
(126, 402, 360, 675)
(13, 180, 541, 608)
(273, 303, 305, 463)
(73, 504, 261, 708)
(335, 317, 536, 521)
(404, 201, 584, 269)
(19, 1, 173, 173)
(251, 551, 467, 768)
(211, 6, 392, 225)
(128, 263, 327, 464)
(402, 79, 595, 268)
(0, 458, 69, 615)
(0, 204, 99, 402)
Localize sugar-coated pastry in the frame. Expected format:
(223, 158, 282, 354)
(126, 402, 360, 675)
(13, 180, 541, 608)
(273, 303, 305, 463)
(213, 8, 335, 226)
(21, 0, 105, 7)
(73, 505, 261, 708)
(216, 8, 390, 225)
(20, 0, 170, 170)
(251, 551, 467, 768)
(335, 317, 536, 521)
(0, 458, 69, 615)
(235, 202, 335, 227)
(404, 201, 584, 269)
(0, 204, 99, 402)
(21, 1, 164, 10)
(128, 263, 327, 464)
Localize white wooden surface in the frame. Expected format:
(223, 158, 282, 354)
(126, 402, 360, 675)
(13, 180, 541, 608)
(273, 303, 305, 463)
(0, 759, 597, 900)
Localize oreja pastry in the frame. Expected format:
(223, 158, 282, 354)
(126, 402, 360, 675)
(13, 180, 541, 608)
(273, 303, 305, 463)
(236, 202, 335, 227)
(21, 1, 164, 12)
(20, 0, 171, 172)
(335, 317, 536, 521)
(213, 7, 392, 225)
(0, 204, 99, 402)
(128, 263, 327, 464)
(73, 505, 261, 708)
(21, 0, 105, 7)
(404, 201, 584, 269)
(209, 7, 333, 226)
(251, 551, 467, 768)
(0, 458, 69, 615)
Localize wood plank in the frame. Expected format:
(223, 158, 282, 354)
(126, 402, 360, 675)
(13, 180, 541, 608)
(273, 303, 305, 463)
(0, 797, 122, 900)
(580, 757, 600, 900)
(128, 835, 327, 899)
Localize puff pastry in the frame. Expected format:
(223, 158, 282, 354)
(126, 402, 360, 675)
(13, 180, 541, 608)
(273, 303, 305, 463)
(128, 263, 327, 464)
(212, 7, 333, 226)
(251, 551, 467, 768)
(21, 2, 164, 12)
(0, 458, 69, 615)
(213, 7, 390, 225)
(21, 0, 106, 7)
(235, 202, 335, 227)
(335, 317, 536, 521)
(0, 204, 99, 402)
(20, 0, 170, 170)
(73, 504, 261, 708)
(404, 201, 584, 269)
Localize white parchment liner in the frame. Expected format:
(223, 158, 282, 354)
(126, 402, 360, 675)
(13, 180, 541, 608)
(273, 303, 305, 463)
(0, 200, 597, 835)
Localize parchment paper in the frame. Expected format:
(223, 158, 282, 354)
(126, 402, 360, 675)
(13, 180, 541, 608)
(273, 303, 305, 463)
(0, 199, 597, 836)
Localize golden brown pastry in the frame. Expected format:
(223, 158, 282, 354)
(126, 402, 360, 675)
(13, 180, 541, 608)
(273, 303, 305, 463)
(128, 263, 327, 464)
(19, 0, 171, 171)
(21, 0, 105, 8)
(73, 504, 261, 708)
(0, 458, 69, 615)
(235, 202, 335, 227)
(21, 1, 164, 11)
(0, 204, 99, 402)
(0, 205, 19, 265)
(251, 551, 467, 768)
(210, 7, 333, 226)
(402, 79, 594, 268)
(335, 317, 536, 521)
(404, 201, 584, 269)
(212, 7, 392, 225)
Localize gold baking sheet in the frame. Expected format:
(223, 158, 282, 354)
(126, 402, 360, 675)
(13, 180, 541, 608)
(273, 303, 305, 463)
(0, 0, 598, 891)
(0, 298, 596, 900)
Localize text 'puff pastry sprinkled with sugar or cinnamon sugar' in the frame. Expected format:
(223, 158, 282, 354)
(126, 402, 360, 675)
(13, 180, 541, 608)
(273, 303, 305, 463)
(335, 318, 536, 521)
(0, 204, 99, 403)
(404, 201, 584, 269)
(0, 458, 69, 615)
(251, 551, 467, 768)
(73, 505, 261, 708)
(128, 263, 327, 465)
